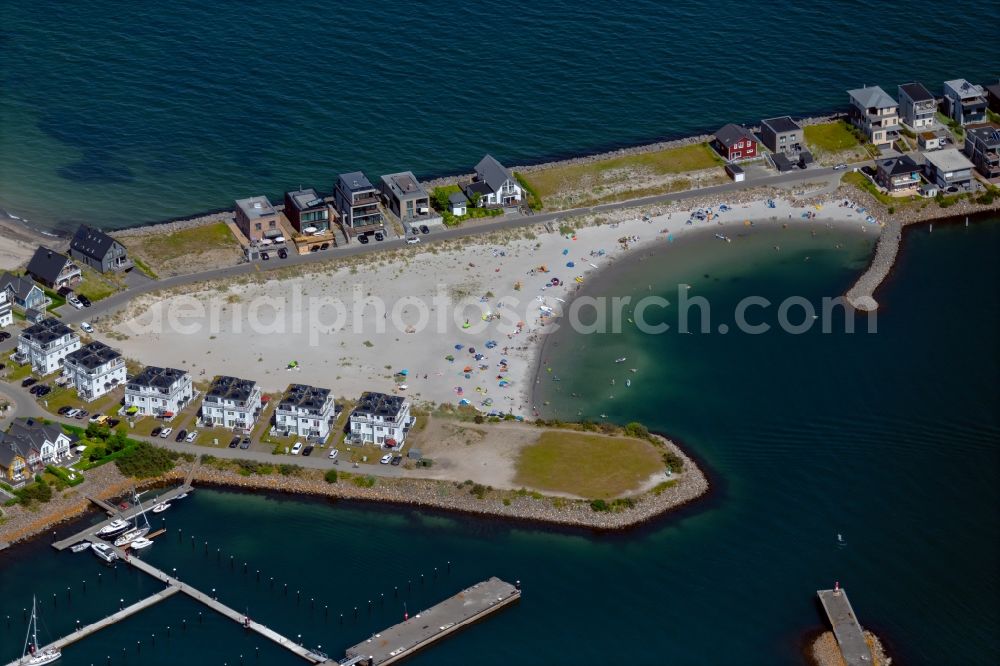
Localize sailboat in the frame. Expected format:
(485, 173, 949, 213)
(114, 491, 150, 547)
(20, 596, 60, 664)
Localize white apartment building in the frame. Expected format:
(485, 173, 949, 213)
(62, 341, 126, 402)
(0, 290, 12, 328)
(349, 392, 413, 447)
(274, 383, 335, 440)
(16, 318, 81, 375)
(124, 366, 194, 417)
(201, 375, 262, 430)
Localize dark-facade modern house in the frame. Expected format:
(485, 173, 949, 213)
(380, 171, 431, 223)
(875, 155, 921, 194)
(235, 196, 280, 243)
(986, 83, 1000, 113)
(922, 148, 975, 190)
(69, 225, 131, 273)
(335, 172, 384, 236)
(712, 124, 758, 161)
(25, 247, 81, 289)
(759, 116, 803, 156)
(943, 79, 987, 126)
(897, 82, 937, 131)
(284, 188, 332, 234)
(964, 125, 1000, 181)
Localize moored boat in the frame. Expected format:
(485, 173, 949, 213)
(129, 537, 154, 550)
(151, 502, 171, 513)
(70, 542, 90, 553)
(91, 542, 118, 563)
(97, 519, 131, 537)
(114, 526, 150, 547)
(20, 596, 60, 665)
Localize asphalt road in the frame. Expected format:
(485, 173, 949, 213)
(59, 164, 859, 326)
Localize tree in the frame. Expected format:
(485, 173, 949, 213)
(624, 422, 649, 439)
(324, 469, 338, 484)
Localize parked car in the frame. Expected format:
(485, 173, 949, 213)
(228, 436, 240, 448)
(290, 442, 303, 455)
(358, 234, 369, 245)
(58, 406, 73, 415)
(80, 322, 94, 334)
(67, 295, 84, 310)
(74, 409, 88, 420)
(150, 426, 162, 437)
(374, 231, 384, 242)
(406, 237, 420, 245)
(833, 163, 848, 171)
(77, 294, 92, 308)
(21, 378, 38, 388)
(328, 448, 339, 460)
(29, 384, 44, 395)
(240, 436, 251, 449)
(174, 429, 188, 442)
(88, 413, 104, 423)
(310, 245, 319, 253)
(34, 385, 52, 397)
(420, 225, 430, 234)
(185, 430, 198, 443)
(0, 331, 10, 341)
(107, 419, 121, 428)
(66, 408, 81, 419)
(302, 445, 314, 457)
(261, 251, 270, 261)
(380, 453, 393, 464)
(391, 455, 402, 466)
(159, 427, 172, 438)
(278, 248, 288, 259)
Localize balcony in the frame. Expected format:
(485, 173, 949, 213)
(351, 194, 379, 206)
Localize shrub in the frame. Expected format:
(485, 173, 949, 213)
(473, 414, 484, 424)
(352, 475, 376, 488)
(17, 478, 53, 506)
(590, 499, 609, 512)
(115, 442, 180, 479)
(278, 464, 303, 476)
(324, 469, 338, 484)
(470, 483, 488, 499)
(663, 451, 685, 473)
(623, 422, 649, 439)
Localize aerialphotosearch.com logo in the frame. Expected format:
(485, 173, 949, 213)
(125, 282, 877, 344)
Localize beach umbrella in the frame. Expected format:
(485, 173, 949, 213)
(445, 354, 455, 362)
(566, 261, 575, 267)
(468, 347, 476, 354)
(562, 248, 569, 255)
(463, 366, 473, 372)
(454, 344, 463, 350)
(459, 399, 470, 406)
(464, 374, 471, 379)
(399, 369, 409, 376)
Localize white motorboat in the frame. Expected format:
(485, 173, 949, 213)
(19, 596, 60, 665)
(70, 542, 90, 553)
(614, 357, 627, 364)
(97, 519, 131, 537)
(91, 542, 118, 563)
(129, 537, 154, 550)
(151, 502, 171, 514)
(175, 492, 189, 500)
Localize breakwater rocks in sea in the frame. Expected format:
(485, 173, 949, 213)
(844, 188, 1000, 311)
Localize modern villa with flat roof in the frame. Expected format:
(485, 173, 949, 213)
(922, 148, 975, 190)
(235, 196, 280, 242)
(943, 79, 987, 126)
(274, 383, 335, 440)
(759, 116, 803, 156)
(380, 171, 433, 224)
(847, 86, 899, 150)
(125, 366, 194, 417)
(964, 125, 1000, 181)
(897, 82, 937, 131)
(284, 188, 332, 234)
(335, 172, 384, 237)
(62, 341, 126, 402)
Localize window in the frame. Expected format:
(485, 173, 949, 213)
(255, 223, 262, 231)
(732, 151, 741, 159)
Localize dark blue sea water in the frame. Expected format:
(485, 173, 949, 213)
(1, 0, 998, 231)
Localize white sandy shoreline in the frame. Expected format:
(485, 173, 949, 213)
(101, 194, 877, 414)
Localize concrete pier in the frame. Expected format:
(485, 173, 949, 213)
(2, 588, 179, 666)
(345, 577, 520, 665)
(817, 586, 873, 666)
(846, 218, 901, 311)
(52, 483, 192, 551)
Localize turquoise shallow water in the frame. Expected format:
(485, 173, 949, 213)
(0, 220, 996, 665)
(1, 0, 999, 231)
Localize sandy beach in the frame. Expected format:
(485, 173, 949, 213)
(101, 192, 876, 414)
(0, 213, 66, 271)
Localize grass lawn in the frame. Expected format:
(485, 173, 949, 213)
(39, 385, 123, 418)
(523, 143, 725, 205)
(3, 363, 34, 383)
(804, 121, 861, 153)
(125, 221, 239, 273)
(74, 268, 121, 302)
(513, 431, 664, 499)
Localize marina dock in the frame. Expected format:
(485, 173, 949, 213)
(3, 588, 180, 666)
(817, 586, 873, 666)
(52, 483, 192, 551)
(344, 577, 520, 665)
